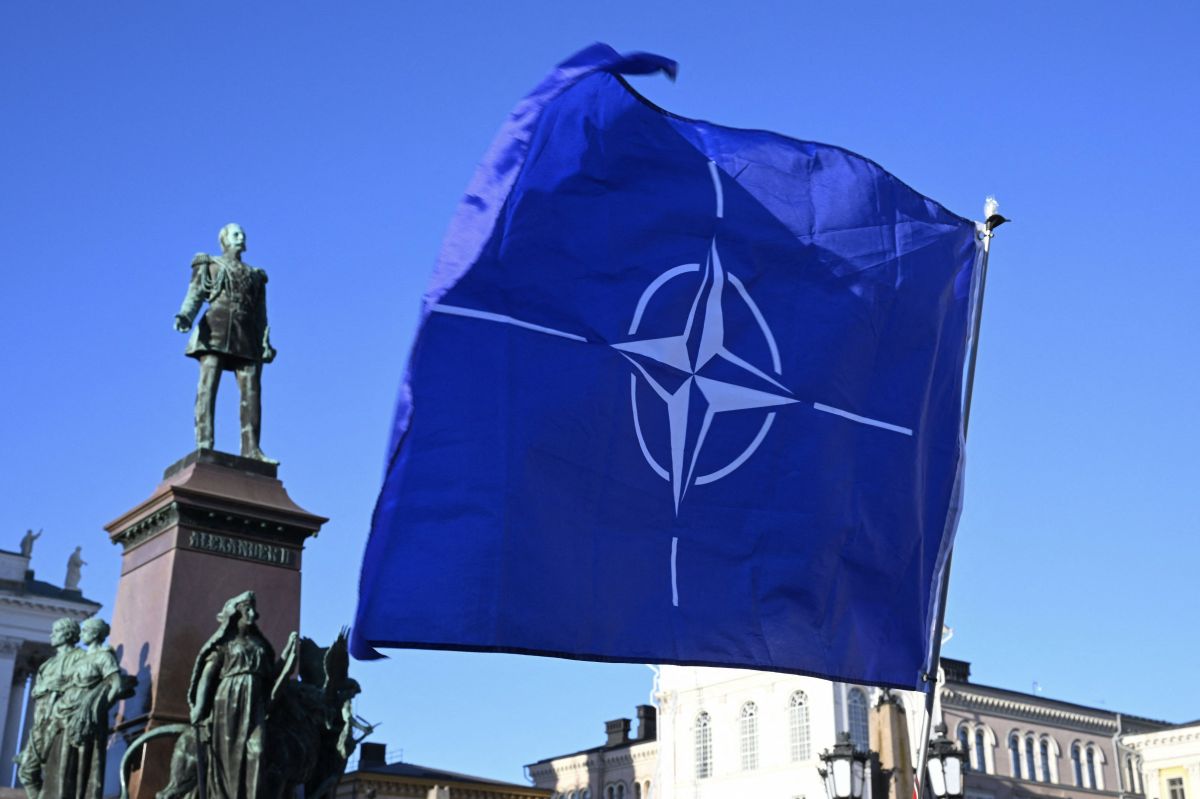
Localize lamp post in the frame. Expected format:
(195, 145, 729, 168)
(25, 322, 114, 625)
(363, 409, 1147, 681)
(924, 724, 967, 799)
(819, 732, 869, 799)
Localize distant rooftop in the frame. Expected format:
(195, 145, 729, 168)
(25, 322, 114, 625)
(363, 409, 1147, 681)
(942, 657, 1170, 729)
(351, 759, 540, 789)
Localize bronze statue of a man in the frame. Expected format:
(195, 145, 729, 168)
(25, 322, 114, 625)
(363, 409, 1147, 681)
(174, 223, 277, 463)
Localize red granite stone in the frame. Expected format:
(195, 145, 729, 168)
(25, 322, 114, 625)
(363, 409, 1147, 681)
(105, 450, 326, 798)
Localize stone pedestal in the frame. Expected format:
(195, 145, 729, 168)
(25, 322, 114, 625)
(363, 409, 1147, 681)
(105, 450, 326, 799)
(871, 692, 914, 799)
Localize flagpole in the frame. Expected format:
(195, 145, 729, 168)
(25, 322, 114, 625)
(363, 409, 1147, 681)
(911, 198, 1006, 799)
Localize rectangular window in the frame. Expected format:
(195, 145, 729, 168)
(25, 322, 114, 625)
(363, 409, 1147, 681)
(1168, 777, 1185, 799)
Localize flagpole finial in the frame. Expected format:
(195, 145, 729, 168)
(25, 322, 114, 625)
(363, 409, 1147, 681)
(983, 195, 1009, 233)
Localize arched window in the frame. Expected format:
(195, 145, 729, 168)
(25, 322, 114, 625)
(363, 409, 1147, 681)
(1026, 736, 1037, 782)
(1009, 733, 1022, 776)
(644, 780, 652, 799)
(1040, 739, 1052, 783)
(633, 783, 641, 799)
(790, 691, 811, 761)
(605, 786, 614, 799)
(1086, 746, 1098, 789)
(1127, 756, 1141, 793)
(740, 702, 759, 770)
(695, 711, 712, 779)
(617, 784, 625, 799)
(959, 725, 972, 771)
(975, 728, 988, 774)
(848, 688, 869, 751)
(1072, 743, 1083, 786)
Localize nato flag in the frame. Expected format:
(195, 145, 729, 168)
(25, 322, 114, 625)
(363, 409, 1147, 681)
(352, 44, 980, 690)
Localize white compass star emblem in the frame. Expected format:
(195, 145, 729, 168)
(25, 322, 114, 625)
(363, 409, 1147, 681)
(615, 235, 796, 513)
(428, 160, 914, 518)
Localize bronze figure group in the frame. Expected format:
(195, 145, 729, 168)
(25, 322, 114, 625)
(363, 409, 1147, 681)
(121, 592, 373, 799)
(18, 617, 137, 799)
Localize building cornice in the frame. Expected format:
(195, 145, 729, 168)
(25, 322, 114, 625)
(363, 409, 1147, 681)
(942, 686, 1117, 732)
(0, 594, 99, 619)
(1124, 726, 1200, 750)
(343, 773, 550, 799)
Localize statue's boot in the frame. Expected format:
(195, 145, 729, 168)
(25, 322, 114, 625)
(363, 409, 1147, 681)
(245, 446, 279, 465)
(238, 364, 278, 464)
(241, 426, 278, 465)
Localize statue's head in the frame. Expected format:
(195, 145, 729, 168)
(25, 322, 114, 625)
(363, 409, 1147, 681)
(81, 617, 110, 646)
(218, 223, 246, 255)
(50, 618, 81, 647)
(216, 590, 259, 636)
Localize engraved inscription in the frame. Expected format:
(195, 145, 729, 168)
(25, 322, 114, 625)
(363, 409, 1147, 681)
(187, 531, 296, 567)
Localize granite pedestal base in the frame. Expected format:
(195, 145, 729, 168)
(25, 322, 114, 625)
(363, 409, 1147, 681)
(105, 450, 326, 799)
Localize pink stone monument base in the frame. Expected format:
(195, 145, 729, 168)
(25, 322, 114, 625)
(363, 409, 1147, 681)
(105, 450, 326, 799)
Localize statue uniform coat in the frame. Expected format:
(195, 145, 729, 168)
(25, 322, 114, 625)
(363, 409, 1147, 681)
(178, 254, 273, 367)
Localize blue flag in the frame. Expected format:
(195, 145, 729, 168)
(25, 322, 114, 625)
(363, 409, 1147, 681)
(352, 44, 980, 690)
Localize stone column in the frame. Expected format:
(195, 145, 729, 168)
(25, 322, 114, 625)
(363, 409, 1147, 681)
(0, 639, 21, 788)
(871, 691, 913, 799)
(0, 673, 25, 788)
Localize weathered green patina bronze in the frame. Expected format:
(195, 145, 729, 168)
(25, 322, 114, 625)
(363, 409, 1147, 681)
(174, 224, 277, 464)
(120, 592, 373, 799)
(18, 617, 137, 799)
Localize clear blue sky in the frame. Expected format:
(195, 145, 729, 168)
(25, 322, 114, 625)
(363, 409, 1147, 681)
(2, 0, 1197, 784)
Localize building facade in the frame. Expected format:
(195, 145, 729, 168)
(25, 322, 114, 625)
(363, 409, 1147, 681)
(1124, 722, 1200, 799)
(527, 659, 1173, 799)
(526, 705, 659, 799)
(527, 669, 900, 799)
(939, 658, 1166, 799)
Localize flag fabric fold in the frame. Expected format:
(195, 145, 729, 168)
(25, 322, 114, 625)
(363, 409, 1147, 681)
(353, 43, 979, 691)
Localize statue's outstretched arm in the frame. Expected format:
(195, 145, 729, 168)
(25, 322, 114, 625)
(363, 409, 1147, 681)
(175, 255, 210, 332)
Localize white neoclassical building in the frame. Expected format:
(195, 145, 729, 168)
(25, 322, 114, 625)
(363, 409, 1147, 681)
(0, 542, 101, 790)
(1125, 722, 1200, 799)
(527, 667, 911, 799)
(527, 659, 1176, 799)
(651, 665, 901, 799)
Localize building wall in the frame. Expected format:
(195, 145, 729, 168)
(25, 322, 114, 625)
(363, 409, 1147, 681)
(938, 678, 1165, 799)
(653, 666, 879, 799)
(528, 663, 1170, 799)
(1125, 723, 1200, 799)
(528, 740, 658, 799)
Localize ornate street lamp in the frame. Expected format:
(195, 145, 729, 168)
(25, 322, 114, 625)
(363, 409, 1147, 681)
(924, 724, 967, 799)
(819, 732, 868, 799)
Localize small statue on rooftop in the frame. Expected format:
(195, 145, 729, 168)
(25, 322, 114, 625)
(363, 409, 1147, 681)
(174, 223, 277, 464)
(20, 528, 41, 558)
(64, 547, 85, 591)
